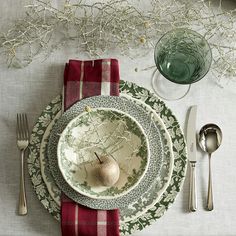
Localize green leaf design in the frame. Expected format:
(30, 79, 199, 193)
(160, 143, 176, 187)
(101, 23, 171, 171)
(28, 82, 187, 235)
(58, 108, 149, 198)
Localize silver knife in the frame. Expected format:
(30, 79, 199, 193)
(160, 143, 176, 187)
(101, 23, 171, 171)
(187, 105, 197, 212)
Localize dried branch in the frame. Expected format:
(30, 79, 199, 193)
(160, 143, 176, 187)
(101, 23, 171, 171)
(0, 0, 235, 82)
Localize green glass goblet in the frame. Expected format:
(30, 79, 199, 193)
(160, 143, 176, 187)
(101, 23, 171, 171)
(152, 28, 212, 100)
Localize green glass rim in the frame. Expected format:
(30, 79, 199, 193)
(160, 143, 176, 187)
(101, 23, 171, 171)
(154, 28, 212, 85)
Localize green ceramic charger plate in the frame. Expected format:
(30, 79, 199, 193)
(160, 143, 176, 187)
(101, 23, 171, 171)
(39, 93, 173, 222)
(28, 80, 187, 235)
(39, 111, 62, 204)
(57, 107, 150, 200)
(47, 95, 164, 210)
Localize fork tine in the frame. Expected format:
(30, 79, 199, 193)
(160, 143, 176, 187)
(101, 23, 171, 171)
(17, 114, 20, 139)
(17, 113, 29, 141)
(20, 114, 25, 140)
(22, 114, 28, 140)
(19, 113, 23, 140)
(24, 114, 29, 139)
(19, 114, 23, 139)
(21, 114, 25, 140)
(22, 114, 27, 140)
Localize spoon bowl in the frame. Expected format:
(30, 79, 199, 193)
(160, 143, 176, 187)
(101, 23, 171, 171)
(199, 124, 222, 154)
(198, 123, 222, 211)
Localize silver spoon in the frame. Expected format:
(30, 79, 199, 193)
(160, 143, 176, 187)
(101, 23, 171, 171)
(198, 124, 222, 211)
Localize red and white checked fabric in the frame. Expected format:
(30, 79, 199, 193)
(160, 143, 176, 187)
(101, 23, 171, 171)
(61, 195, 120, 236)
(64, 59, 120, 109)
(61, 59, 120, 236)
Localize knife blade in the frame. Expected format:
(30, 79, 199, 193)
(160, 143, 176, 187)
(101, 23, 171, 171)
(187, 105, 197, 212)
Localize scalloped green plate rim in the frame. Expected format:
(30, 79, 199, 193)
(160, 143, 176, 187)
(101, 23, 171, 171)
(28, 80, 187, 235)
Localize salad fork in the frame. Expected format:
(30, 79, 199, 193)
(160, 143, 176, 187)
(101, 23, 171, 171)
(16, 113, 29, 215)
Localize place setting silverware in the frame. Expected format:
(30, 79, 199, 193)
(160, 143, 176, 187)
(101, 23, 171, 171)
(186, 105, 198, 212)
(186, 106, 223, 212)
(16, 113, 29, 215)
(198, 124, 222, 211)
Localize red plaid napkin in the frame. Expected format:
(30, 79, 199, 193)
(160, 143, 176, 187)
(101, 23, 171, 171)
(64, 59, 120, 109)
(61, 59, 120, 236)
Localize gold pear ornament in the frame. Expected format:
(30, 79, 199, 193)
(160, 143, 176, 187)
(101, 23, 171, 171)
(94, 152, 120, 187)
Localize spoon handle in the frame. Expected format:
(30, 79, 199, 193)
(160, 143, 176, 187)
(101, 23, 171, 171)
(189, 161, 197, 212)
(207, 154, 214, 211)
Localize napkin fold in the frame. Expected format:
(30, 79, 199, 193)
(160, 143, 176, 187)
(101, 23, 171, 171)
(64, 59, 120, 109)
(61, 59, 120, 236)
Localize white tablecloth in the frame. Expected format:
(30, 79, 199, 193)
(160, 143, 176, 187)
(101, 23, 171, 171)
(1, 1, 236, 235)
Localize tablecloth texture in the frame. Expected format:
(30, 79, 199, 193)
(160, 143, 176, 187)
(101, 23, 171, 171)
(1, 1, 236, 235)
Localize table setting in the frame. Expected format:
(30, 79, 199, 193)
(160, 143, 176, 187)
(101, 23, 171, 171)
(1, 1, 236, 236)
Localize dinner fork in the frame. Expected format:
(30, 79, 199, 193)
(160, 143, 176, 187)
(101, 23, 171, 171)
(16, 113, 29, 215)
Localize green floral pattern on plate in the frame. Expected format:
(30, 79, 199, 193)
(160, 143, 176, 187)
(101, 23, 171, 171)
(58, 108, 149, 199)
(119, 81, 187, 235)
(119, 95, 174, 222)
(28, 95, 61, 220)
(48, 95, 164, 210)
(39, 93, 173, 222)
(40, 111, 62, 204)
(28, 80, 187, 235)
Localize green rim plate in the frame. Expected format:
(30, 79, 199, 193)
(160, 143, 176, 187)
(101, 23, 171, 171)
(39, 93, 174, 222)
(47, 95, 164, 210)
(28, 80, 187, 235)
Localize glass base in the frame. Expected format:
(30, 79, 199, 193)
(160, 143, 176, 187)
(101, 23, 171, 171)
(151, 69, 191, 101)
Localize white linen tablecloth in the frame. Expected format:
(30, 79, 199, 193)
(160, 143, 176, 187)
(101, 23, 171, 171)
(1, 1, 236, 235)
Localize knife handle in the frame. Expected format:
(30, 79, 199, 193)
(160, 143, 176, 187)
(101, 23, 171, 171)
(189, 161, 197, 212)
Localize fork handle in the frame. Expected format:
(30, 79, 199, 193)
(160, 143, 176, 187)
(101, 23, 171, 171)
(19, 150, 27, 215)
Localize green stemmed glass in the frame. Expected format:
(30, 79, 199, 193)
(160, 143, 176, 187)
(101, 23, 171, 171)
(152, 28, 212, 100)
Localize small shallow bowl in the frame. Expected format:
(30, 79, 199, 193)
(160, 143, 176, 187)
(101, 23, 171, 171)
(57, 107, 150, 200)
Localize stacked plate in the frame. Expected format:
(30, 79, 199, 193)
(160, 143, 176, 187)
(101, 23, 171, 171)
(28, 80, 187, 235)
(56, 107, 150, 201)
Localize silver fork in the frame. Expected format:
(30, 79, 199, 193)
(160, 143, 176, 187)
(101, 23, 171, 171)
(16, 113, 29, 215)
